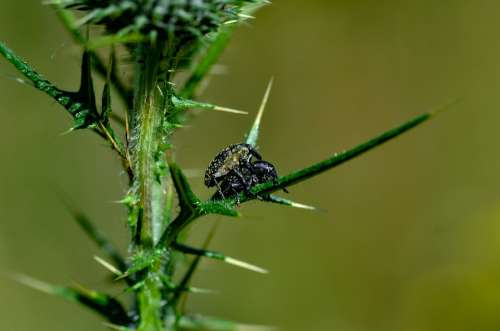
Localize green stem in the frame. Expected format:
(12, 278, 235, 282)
(130, 42, 172, 331)
(137, 272, 165, 331)
(248, 112, 433, 199)
(131, 43, 169, 248)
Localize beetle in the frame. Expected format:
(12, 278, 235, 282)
(212, 160, 281, 201)
(204, 143, 262, 194)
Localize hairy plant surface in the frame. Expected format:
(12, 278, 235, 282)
(0, 1, 444, 330)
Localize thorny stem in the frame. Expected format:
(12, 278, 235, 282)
(0, 2, 444, 331)
(129, 40, 173, 331)
(156, 111, 437, 250)
(246, 113, 434, 199)
(131, 42, 170, 248)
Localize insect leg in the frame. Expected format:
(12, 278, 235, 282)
(249, 149, 262, 160)
(232, 168, 264, 201)
(233, 169, 251, 191)
(214, 178, 226, 200)
(229, 185, 241, 205)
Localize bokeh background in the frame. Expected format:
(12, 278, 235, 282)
(1, 1, 499, 330)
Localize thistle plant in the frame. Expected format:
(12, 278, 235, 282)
(0, 1, 446, 330)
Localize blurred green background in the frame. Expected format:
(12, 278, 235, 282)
(1, 1, 499, 330)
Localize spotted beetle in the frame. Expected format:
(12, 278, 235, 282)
(212, 160, 280, 200)
(204, 143, 262, 192)
(205, 143, 287, 201)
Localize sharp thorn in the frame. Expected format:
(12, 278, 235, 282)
(11, 273, 55, 295)
(224, 257, 269, 274)
(94, 256, 123, 276)
(213, 106, 248, 115)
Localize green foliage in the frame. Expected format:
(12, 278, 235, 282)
(0, 1, 445, 331)
(51, 0, 258, 55)
(0, 42, 99, 129)
(14, 274, 131, 326)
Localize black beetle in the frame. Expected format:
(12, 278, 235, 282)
(204, 143, 262, 192)
(212, 160, 281, 200)
(205, 143, 288, 201)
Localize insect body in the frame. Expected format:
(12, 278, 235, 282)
(204, 143, 262, 189)
(212, 160, 280, 200)
(205, 143, 287, 201)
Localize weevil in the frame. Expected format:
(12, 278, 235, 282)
(205, 144, 288, 201)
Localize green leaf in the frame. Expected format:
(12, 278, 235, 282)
(172, 96, 248, 115)
(101, 50, 113, 127)
(179, 1, 270, 99)
(52, 5, 133, 109)
(77, 50, 98, 115)
(173, 242, 268, 274)
(233, 108, 448, 205)
(170, 222, 219, 308)
(197, 200, 239, 217)
(97, 49, 127, 156)
(102, 81, 112, 125)
(169, 162, 201, 216)
(0, 41, 98, 129)
(156, 163, 205, 249)
(14, 274, 131, 326)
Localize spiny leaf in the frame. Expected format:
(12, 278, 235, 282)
(173, 242, 268, 274)
(231, 108, 448, 205)
(172, 96, 248, 115)
(169, 162, 201, 216)
(256, 113, 432, 192)
(0, 41, 98, 129)
(172, 221, 220, 310)
(98, 49, 127, 157)
(67, 48, 103, 129)
(179, 0, 270, 99)
(13, 274, 131, 326)
(157, 162, 237, 249)
(77, 50, 98, 114)
(52, 5, 133, 109)
(246, 77, 273, 147)
(197, 200, 239, 217)
(101, 49, 113, 127)
(102, 80, 112, 126)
